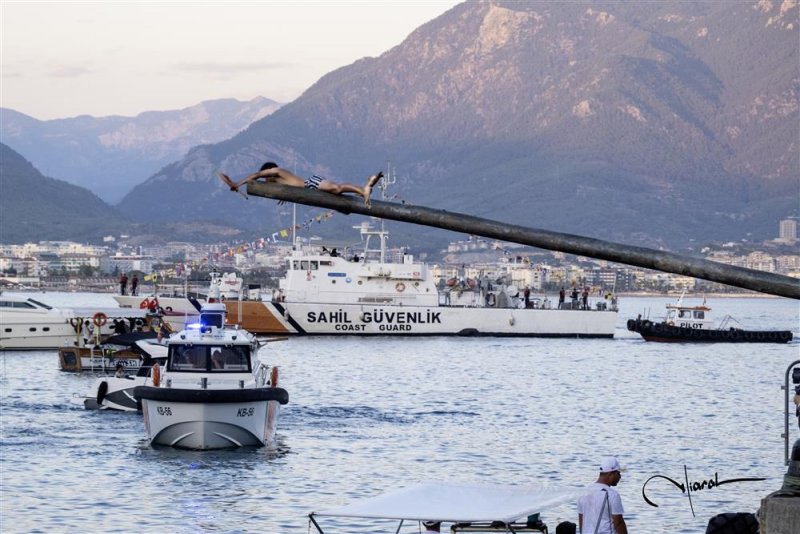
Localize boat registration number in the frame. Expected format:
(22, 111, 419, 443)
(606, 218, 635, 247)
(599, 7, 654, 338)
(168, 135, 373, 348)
(237, 408, 255, 417)
(157, 407, 172, 416)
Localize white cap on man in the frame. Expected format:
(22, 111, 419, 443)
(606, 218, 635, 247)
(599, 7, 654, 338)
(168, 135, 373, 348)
(599, 456, 624, 473)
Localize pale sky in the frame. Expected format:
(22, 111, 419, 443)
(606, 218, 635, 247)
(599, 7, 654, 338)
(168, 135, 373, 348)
(1, 0, 462, 120)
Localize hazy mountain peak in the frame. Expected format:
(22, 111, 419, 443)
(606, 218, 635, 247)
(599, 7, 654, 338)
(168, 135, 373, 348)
(0, 96, 282, 203)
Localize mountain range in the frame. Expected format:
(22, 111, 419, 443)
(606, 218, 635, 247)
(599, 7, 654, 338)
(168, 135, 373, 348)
(1, 97, 281, 203)
(2, 1, 798, 253)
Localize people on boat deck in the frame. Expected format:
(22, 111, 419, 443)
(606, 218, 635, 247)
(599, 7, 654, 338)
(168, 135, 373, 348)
(112, 319, 127, 335)
(131, 275, 139, 296)
(119, 273, 128, 295)
(218, 161, 384, 206)
(212, 350, 224, 370)
(581, 287, 589, 310)
(577, 457, 627, 534)
(114, 363, 125, 378)
(81, 320, 95, 346)
(559, 287, 566, 309)
(524, 286, 531, 308)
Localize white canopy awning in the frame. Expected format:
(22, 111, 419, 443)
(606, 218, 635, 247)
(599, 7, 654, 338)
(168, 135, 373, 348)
(311, 481, 580, 524)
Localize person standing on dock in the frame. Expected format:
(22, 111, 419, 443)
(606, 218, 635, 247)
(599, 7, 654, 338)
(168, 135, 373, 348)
(119, 272, 128, 295)
(131, 274, 139, 296)
(577, 457, 627, 534)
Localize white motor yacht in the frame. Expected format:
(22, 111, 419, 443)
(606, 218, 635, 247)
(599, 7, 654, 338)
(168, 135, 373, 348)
(0, 293, 77, 350)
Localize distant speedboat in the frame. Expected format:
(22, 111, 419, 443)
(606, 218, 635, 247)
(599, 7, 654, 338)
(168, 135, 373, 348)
(627, 295, 793, 343)
(134, 295, 288, 450)
(78, 347, 167, 411)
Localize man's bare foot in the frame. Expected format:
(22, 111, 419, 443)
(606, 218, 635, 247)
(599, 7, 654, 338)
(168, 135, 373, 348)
(363, 171, 384, 206)
(367, 171, 384, 189)
(218, 172, 239, 191)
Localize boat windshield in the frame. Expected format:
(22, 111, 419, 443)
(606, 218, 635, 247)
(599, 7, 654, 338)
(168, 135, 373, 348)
(168, 345, 251, 373)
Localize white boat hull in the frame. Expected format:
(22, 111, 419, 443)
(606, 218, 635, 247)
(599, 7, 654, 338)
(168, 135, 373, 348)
(2, 327, 77, 350)
(229, 301, 618, 337)
(140, 396, 281, 450)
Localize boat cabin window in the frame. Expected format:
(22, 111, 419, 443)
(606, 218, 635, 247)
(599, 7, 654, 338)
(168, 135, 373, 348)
(0, 300, 37, 309)
(28, 298, 53, 310)
(694, 311, 705, 319)
(168, 345, 251, 373)
(310, 261, 318, 270)
(678, 310, 688, 318)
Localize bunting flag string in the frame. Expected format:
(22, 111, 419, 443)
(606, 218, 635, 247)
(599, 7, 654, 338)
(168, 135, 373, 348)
(148, 209, 338, 279)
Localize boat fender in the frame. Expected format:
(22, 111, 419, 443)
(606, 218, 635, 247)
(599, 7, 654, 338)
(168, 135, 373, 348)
(151, 362, 161, 387)
(92, 312, 108, 327)
(395, 282, 406, 293)
(509, 316, 515, 326)
(756, 332, 766, 341)
(96, 381, 109, 406)
(70, 318, 82, 331)
(270, 366, 279, 388)
(779, 332, 792, 342)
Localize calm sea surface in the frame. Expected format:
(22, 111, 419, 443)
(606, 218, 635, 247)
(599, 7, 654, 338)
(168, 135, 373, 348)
(1, 292, 798, 533)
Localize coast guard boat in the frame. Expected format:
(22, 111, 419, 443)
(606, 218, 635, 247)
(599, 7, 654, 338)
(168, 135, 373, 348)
(226, 223, 618, 338)
(133, 293, 288, 450)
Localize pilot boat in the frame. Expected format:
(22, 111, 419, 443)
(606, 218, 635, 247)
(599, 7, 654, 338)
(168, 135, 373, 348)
(133, 296, 288, 450)
(626, 295, 793, 343)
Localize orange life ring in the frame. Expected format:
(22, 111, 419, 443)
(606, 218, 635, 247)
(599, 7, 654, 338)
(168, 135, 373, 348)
(395, 282, 406, 292)
(92, 312, 108, 327)
(151, 362, 161, 387)
(139, 298, 150, 309)
(270, 366, 279, 387)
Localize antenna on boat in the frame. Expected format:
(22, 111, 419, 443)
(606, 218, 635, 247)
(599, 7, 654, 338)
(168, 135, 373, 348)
(376, 161, 397, 263)
(292, 153, 298, 250)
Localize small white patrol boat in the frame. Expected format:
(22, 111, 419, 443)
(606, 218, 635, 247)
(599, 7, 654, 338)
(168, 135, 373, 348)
(133, 292, 288, 450)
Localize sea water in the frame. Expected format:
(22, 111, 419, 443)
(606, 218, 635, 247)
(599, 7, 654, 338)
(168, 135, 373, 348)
(1, 292, 798, 533)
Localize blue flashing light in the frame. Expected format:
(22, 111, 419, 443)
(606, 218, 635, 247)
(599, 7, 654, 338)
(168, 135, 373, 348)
(186, 322, 203, 330)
